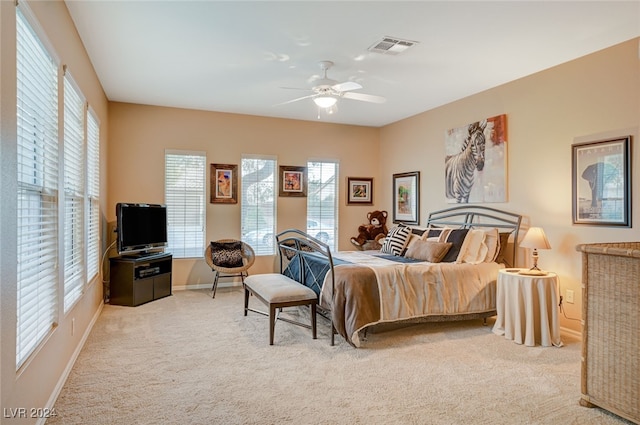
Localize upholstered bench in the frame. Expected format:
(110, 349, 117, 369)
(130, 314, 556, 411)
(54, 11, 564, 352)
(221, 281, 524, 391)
(244, 273, 317, 345)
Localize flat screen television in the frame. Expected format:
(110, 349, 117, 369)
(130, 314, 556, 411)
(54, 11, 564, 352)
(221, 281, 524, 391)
(116, 203, 168, 255)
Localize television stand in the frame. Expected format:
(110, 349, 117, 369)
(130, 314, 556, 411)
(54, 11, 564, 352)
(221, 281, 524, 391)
(109, 253, 172, 306)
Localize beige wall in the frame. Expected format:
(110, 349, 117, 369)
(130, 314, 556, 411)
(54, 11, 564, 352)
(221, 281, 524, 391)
(107, 103, 380, 287)
(379, 38, 640, 333)
(0, 1, 109, 423)
(108, 39, 639, 331)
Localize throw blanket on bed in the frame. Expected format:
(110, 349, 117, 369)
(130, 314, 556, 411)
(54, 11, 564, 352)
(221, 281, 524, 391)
(282, 252, 347, 296)
(320, 251, 501, 347)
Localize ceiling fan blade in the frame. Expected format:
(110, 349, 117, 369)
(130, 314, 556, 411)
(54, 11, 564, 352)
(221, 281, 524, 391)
(332, 81, 362, 92)
(279, 86, 313, 91)
(274, 94, 316, 106)
(342, 92, 387, 104)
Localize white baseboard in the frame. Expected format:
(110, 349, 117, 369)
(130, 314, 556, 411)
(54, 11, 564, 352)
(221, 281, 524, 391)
(560, 326, 582, 341)
(40, 301, 104, 425)
(172, 281, 242, 291)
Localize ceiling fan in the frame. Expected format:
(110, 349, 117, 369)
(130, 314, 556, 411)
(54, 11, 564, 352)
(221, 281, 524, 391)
(277, 61, 386, 110)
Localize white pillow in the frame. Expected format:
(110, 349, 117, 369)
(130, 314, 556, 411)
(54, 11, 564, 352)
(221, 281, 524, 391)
(380, 224, 411, 256)
(456, 228, 488, 264)
(482, 228, 500, 262)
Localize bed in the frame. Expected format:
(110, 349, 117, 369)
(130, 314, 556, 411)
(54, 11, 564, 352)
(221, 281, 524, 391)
(277, 206, 522, 347)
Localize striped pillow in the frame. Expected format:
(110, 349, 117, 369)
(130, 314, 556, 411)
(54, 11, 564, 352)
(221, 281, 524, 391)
(439, 228, 470, 263)
(380, 224, 411, 256)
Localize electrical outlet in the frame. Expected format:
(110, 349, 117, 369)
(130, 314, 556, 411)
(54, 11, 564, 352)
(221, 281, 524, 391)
(566, 289, 574, 304)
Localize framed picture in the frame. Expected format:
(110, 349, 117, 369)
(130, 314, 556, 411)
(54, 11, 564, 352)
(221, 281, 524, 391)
(279, 165, 307, 197)
(347, 177, 373, 205)
(445, 114, 507, 203)
(393, 171, 420, 225)
(572, 136, 631, 226)
(210, 163, 238, 204)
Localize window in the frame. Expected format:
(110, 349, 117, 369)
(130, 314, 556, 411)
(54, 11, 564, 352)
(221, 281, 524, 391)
(307, 161, 338, 251)
(241, 156, 276, 255)
(165, 150, 206, 258)
(63, 72, 86, 310)
(16, 6, 59, 368)
(86, 109, 100, 280)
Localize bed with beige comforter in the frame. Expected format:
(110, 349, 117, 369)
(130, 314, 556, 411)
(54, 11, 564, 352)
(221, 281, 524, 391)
(320, 251, 501, 347)
(278, 206, 522, 347)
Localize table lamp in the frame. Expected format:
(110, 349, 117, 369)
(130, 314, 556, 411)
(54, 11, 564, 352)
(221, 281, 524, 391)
(520, 227, 551, 274)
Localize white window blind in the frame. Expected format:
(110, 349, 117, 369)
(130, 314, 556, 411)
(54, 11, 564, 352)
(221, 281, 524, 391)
(307, 161, 338, 252)
(241, 156, 276, 256)
(63, 72, 86, 311)
(16, 7, 59, 368)
(86, 109, 100, 280)
(165, 151, 206, 258)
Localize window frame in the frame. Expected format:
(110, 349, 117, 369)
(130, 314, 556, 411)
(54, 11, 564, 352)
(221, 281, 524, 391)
(306, 160, 339, 252)
(241, 155, 277, 256)
(164, 150, 207, 259)
(16, 4, 61, 369)
(86, 108, 101, 281)
(62, 70, 87, 311)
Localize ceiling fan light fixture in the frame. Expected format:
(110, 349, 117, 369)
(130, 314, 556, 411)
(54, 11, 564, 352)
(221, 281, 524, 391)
(316, 103, 337, 120)
(313, 95, 337, 108)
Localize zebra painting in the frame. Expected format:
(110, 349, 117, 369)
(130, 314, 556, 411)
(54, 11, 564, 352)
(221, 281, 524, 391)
(445, 120, 487, 203)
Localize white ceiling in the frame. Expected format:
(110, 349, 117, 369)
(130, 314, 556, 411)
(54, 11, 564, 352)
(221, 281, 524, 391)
(65, 1, 640, 127)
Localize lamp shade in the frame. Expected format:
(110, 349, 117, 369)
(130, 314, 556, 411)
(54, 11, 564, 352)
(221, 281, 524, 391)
(520, 227, 551, 250)
(313, 95, 337, 108)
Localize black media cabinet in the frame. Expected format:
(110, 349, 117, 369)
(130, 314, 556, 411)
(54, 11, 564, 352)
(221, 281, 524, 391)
(109, 253, 172, 306)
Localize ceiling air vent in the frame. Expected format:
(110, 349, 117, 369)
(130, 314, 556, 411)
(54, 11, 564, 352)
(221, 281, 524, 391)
(368, 37, 418, 55)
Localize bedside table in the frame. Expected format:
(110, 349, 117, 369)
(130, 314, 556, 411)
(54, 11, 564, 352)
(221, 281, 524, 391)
(492, 268, 562, 347)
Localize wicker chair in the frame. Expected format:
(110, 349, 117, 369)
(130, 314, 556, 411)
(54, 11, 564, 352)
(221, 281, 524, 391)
(205, 239, 255, 298)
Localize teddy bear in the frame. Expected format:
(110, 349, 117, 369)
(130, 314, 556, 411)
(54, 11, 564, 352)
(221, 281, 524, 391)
(350, 210, 389, 247)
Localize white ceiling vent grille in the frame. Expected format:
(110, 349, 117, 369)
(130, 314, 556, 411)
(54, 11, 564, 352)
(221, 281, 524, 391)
(368, 37, 418, 55)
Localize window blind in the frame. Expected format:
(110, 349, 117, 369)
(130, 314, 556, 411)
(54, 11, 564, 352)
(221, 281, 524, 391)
(241, 156, 276, 256)
(86, 109, 100, 280)
(63, 72, 86, 311)
(307, 161, 338, 251)
(165, 151, 206, 258)
(16, 7, 59, 369)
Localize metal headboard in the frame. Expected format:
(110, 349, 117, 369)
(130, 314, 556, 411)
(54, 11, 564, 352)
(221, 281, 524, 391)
(426, 205, 523, 267)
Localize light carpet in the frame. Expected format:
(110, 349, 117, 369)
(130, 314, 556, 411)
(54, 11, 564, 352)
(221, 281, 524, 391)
(47, 288, 631, 425)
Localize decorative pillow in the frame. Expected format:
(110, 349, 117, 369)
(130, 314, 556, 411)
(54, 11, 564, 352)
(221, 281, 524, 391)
(482, 228, 500, 262)
(380, 224, 412, 256)
(456, 228, 488, 264)
(405, 240, 453, 263)
(439, 228, 470, 263)
(210, 241, 243, 268)
(404, 233, 422, 251)
(422, 226, 451, 242)
(494, 232, 511, 265)
(410, 227, 428, 236)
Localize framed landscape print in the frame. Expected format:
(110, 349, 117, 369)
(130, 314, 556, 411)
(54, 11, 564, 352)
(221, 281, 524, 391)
(572, 136, 631, 226)
(393, 171, 420, 225)
(347, 177, 373, 205)
(210, 163, 237, 204)
(279, 165, 307, 197)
